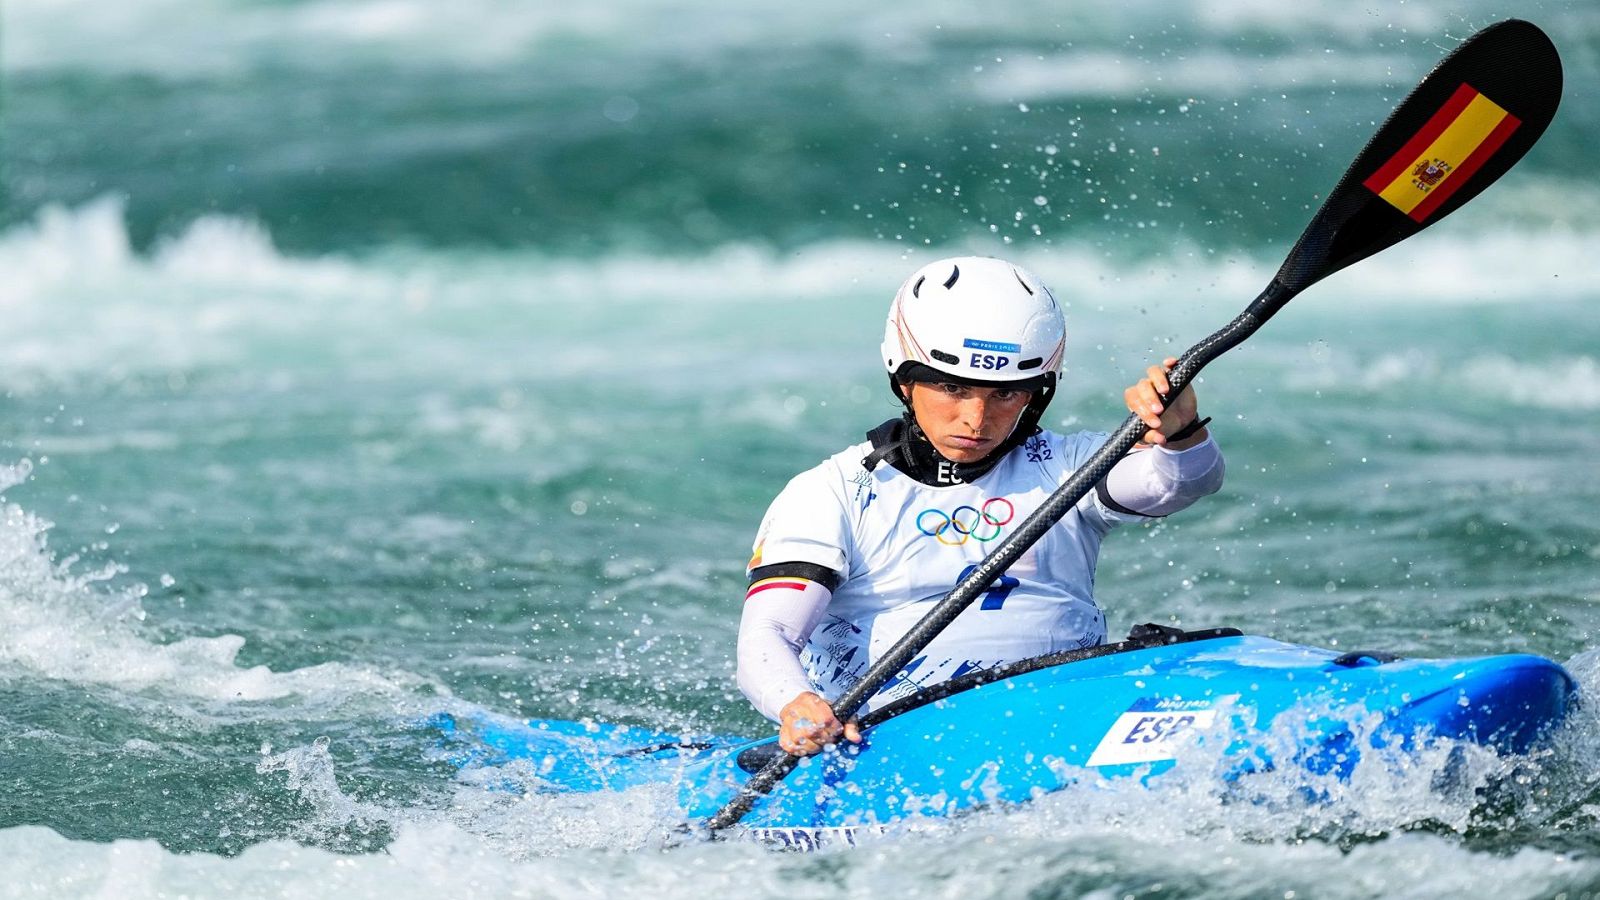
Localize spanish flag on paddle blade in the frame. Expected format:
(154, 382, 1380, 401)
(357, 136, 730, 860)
(1363, 82, 1522, 223)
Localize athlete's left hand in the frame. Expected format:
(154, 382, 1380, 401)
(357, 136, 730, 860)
(1125, 357, 1206, 449)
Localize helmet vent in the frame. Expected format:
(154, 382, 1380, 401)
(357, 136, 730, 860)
(930, 349, 959, 365)
(943, 265, 961, 289)
(1011, 268, 1034, 295)
(1018, 357, 1043, 371)
(912, 275, 926, 298)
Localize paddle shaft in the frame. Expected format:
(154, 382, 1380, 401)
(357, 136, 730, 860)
(704, 18, 1559, 835)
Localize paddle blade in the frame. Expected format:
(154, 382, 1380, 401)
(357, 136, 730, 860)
(1276, 19, 1562, 293)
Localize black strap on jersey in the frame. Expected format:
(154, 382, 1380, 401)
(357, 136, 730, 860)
(747, 561, 842, 592)
(1094, 478, 1159, 518)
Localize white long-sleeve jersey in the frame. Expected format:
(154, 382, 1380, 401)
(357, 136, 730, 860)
(736, 429, 1224, 721)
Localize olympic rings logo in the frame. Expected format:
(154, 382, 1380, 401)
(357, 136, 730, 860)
(915, 498, 1015, 545)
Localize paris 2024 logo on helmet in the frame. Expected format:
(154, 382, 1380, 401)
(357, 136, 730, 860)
(881, 256, 1065, 392)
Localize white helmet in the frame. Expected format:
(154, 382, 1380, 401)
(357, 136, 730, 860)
(881, 256, 1065, 390)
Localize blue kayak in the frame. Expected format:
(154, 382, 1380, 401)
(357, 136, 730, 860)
(425, 626, 1576, 841)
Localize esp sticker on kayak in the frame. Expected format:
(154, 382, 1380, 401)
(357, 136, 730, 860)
(1085, 698, 1217, 767)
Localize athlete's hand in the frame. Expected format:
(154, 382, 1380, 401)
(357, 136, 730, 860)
(1125, 357, 1205, 449)
(778, 691, 862, 756)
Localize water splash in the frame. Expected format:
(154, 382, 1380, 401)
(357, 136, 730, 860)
(0, 459, 432, 707)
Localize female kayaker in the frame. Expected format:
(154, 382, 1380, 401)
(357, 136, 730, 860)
(737, 256, 1225, 755)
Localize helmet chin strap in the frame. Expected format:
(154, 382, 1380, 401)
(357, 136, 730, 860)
(862, 375, 1056, 485)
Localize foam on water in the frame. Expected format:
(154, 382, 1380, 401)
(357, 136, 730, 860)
(0, 0, 1489, 76)
(1282, 348, 1600, 411)
(2, 198, 1595, 399)
(8, 819, 1593, 900)
(11, 696, 1600, 900)
(973, 49, 1414, 102)
(0, 197, 391, 394)
(0, 459, 430, 707)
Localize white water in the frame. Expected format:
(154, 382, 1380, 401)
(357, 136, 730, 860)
(2, 197, 1595, 399)
(0, 457, 433, 707)
(6, 723, 1600, 900)
(0, 0, 1504, 77)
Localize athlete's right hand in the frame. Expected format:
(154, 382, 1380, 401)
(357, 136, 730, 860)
(778, 691, 863, 755)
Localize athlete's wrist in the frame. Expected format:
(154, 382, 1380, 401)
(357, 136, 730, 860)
(1162, 416, 1212, 450)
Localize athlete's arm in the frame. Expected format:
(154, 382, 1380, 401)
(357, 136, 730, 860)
(737, 574, 830, 720)
(1102, 357, 1225, 516)
(736, 571, 862, 755)
(1103, 436, 1224, 516)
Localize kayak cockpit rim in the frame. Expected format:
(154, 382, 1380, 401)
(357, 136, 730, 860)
(735, 624, 1243, 774)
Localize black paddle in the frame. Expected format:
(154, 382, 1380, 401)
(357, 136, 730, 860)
(706, 18, 1562, 834)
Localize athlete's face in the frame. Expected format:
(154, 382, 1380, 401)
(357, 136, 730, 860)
(904, 382, 1033, 464)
